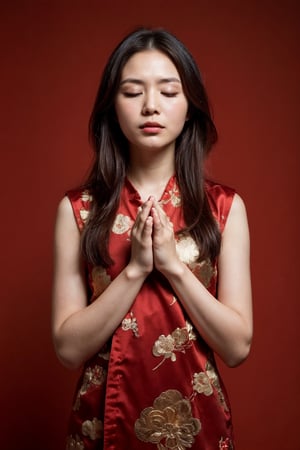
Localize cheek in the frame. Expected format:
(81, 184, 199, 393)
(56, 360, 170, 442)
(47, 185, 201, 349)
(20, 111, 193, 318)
(115, 106, 139, 142)
(115, 106, 129, 135)
(168, 103, 189, 126)
(115, 102, 136, 127)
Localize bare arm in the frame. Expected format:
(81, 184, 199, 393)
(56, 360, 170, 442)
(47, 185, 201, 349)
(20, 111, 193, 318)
(52, 196, 153, 369)
(151, 194, 252, 367)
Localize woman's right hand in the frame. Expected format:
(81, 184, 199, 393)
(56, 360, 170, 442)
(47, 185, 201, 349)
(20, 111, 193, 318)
(128, 197, 154, 277)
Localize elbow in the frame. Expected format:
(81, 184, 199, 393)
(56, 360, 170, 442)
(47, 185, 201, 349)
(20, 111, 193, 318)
(53, 336, 83, 371)
(224, 321, 253, 368)
(57, 353, 83, 371)
(223, 338, 252, 368)
(225, 346, 251, 368)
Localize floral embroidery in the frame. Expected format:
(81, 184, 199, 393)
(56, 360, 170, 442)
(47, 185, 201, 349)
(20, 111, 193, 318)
(175, 235, 216, 287)
(66, 434, 84, 450)
(192, 259, 216, 288)
(135, 389, 201, 449)
(176, 235, 199, 265)
(160, 182, 181, 207)
(79, 208, 89, 222)
(168, 183, 181, 207)
(82, 417, 103, 440)
(219, 436, 233, 449)
(190, 361, 228, 411)
(152, 321, 196, 370)
(78, 190, 93, 225)
(122, 311, 139, 337)
(81, 190, 93, 203)
(73, 365, 107, 411)
(205, 361, 228, 410)
(192, 372, 213, 396)
(112, 213, 133, 234)
(91, 266, 111, 298)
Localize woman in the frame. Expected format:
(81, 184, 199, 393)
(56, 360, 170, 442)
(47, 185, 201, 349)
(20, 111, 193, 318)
(52, 28, 252, 450)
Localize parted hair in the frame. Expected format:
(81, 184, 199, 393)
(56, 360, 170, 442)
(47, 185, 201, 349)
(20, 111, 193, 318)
(81, 27, 220, 267)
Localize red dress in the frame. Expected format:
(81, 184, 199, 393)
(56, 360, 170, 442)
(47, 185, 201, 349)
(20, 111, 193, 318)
(65, 176, 235, 450)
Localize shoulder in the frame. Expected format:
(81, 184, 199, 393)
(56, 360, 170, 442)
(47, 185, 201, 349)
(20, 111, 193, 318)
(54, 196, 82, 252)
(228, 192, 247, 215)
(224, 192, 249, 237)
(56, 195, 73, 218)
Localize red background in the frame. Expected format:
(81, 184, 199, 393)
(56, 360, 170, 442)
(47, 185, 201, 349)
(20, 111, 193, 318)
(1, 1, 299, 449)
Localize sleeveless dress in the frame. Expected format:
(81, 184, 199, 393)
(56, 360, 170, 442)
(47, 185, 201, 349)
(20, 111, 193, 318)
(65, 176, 235, 450)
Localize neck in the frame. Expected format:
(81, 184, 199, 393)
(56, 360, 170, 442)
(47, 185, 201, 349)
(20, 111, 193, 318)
(126, 147, 175, 201)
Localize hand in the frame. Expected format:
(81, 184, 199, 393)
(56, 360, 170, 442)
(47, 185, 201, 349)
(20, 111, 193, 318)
(129, 198, 154, 277)
(151, 200, 182, 276)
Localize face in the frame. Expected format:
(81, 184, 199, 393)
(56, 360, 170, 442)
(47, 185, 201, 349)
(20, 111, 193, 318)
(115, 50, 189, 155)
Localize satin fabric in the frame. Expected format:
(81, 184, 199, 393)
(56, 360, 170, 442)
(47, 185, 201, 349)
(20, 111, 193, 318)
(65, 177, 235, 450)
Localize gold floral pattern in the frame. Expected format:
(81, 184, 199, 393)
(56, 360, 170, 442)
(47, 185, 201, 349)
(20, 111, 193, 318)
(73, 365, 107, 411)
(79, 208, 89, 223)
(192, 372, 213, 396)
(191, 361, 228, 411)
(168, 184, 181, 207)
(112, 213, 133, 234)
(91, 266, 111, 298)
(66, 434, 84, 450)
(152, 321, 196, 371)
(81, 190, 93, 203)
(176, 235, 199, 265)
(160, 182, 181, 207)
(82, 417, 103, 440)
(122, 311, 139, 337)
(191, 259, 216, 288)
(135, 389, 201, 449)
(77, 190, 92, 226)
(175, 235, 216, 287)
(219, 436, 233, 449)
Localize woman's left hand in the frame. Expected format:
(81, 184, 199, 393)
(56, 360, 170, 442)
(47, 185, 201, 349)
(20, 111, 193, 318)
(151, 200, 182, 276)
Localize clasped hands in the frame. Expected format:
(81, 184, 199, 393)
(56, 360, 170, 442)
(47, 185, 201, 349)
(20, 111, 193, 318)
(129, 196, 181, 277)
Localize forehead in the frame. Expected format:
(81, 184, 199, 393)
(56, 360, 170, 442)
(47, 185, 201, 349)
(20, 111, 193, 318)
(121, 50, 180, 80)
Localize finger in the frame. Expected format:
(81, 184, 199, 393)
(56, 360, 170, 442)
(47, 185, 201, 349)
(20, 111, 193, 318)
(134, 199, 153, 234)
(151, 206, 162, 229)
(152, 201, 171, 227)
(142, 216, 153, 237)
(151, 200, 161, 219)
(140, 198, 154, 217)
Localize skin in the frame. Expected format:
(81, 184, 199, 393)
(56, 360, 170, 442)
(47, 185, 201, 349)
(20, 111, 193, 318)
(52, 50, 252, 370)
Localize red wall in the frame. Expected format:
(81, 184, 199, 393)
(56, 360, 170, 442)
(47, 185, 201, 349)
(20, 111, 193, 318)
(1, 1, 299, 449)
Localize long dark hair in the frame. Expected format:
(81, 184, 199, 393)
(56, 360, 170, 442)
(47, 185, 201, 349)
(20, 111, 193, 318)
(81, 28, 220, 267)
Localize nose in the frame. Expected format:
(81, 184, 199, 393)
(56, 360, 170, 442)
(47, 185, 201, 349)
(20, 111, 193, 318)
(142, 91, 160, 115)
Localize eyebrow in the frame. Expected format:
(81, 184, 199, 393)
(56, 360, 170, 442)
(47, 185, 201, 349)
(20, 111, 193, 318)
(120, 77, 181, 85)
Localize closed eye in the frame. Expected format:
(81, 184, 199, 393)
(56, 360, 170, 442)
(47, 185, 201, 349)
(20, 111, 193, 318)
(123, 92, 142, 98)
(161, 92, 178, 97)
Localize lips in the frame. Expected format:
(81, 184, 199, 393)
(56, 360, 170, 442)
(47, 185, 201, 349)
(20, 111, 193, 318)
(140, 122, 164, 133)
(140, 122, 164, 129)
